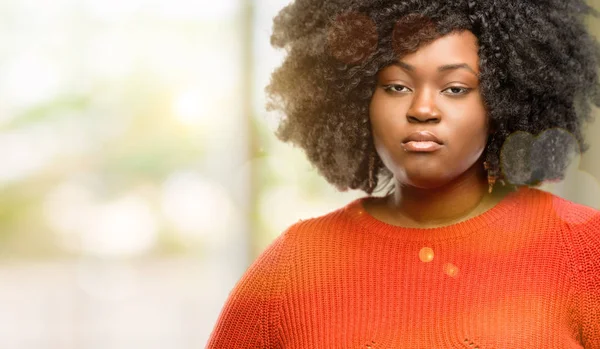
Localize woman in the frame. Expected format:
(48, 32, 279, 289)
(207, 0, 600, 347)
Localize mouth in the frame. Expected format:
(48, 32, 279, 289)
(401, 131, 443, 152)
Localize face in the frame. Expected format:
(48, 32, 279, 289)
(369, 30, 488, 189)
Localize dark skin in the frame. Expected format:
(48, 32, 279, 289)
(364, 30, 515, 229)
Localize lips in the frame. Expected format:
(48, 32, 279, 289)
(401, 131, 443, 152)
(402, 131, 443, 144)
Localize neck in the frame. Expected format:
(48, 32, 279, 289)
(385, 163, 505, 228)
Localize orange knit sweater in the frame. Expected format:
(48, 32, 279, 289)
(206, 187, 600, 348)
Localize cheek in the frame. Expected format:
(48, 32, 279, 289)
(369, 93, 406, 138)
(369, 99, 403, 153)
(467, 117, 488, 143)
(369, 108, 400, 171)
(455, 112, 489, 160)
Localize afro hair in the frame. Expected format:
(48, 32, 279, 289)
(266, 0, 600, 195)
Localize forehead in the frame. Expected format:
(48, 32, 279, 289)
(394, 30, 480, 73)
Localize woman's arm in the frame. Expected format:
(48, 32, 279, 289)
(205, 226, 294, 349)
(568, 207, 600, 349)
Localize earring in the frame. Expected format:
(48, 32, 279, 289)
(368, 151, 375, 191)
(483, 161, 496, 193)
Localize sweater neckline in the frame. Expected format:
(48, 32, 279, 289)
(345, 186, 530, 242)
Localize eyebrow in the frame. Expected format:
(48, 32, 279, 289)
(393, 61, 478, 76)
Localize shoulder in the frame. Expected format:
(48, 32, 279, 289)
(546, 192, 600, 272)
(546, 190, 600, 229)
(515, 187, 600, 257)
(517, 187, 600, 226)
(281, 197, 364, 239)
(253, 197, 360, 258)
(256, 197, 366, 270)
(545, 194, 600, 346)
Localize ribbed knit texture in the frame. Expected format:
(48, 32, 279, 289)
(206, 187, 600, 348)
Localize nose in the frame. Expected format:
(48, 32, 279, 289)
(406, 89, 441, 123)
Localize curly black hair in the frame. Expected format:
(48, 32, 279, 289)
(265, 0, 600, 195)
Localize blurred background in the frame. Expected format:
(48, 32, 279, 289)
(0, 0, 599, 348)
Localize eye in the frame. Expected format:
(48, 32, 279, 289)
(443, 86, 471, 96)
(382, 84, 411, 94)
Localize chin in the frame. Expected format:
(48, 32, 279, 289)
(391, 159, 481, 190)
(397, 174, 454, 190)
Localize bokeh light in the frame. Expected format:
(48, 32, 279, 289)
(161, 171, 237, 247)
